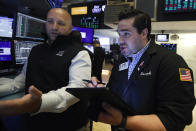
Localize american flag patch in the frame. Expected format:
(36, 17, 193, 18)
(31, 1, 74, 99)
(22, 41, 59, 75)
(179, 68, 192, 82)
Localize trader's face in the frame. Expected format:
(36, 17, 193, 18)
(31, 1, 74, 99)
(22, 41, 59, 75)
(118, 17, 147, 57)
(46, 8, 72, 42)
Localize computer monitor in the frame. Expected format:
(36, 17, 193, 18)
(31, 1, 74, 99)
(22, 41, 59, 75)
(0, 16, 13, 38)
(164, 0, 196, 13)
(72, 27, 94, 44)
(69, 1, 106, 29)
(0, 40, 15, 69)
(0, 41, 12, 61)
(14, 40, 42, 65)
(160, 43, 177, 53)
(15, 13, 46, 41)
(156, 34, 169, 42)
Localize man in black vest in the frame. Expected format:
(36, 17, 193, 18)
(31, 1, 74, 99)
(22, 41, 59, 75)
(90, 9, 195, 131)
(24, 8, 91, 131)
(0, 8, 91, 131)
(72, 30, 94, 63)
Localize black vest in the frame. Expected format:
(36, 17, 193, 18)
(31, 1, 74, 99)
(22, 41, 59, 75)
(25, 35, 89, 131)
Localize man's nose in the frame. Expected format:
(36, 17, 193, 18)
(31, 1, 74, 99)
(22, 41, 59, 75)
(52, 22, 58, 30)
(119, 36, 125, 44)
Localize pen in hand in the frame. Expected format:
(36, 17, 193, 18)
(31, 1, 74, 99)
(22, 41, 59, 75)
(82, 79, 106, 87)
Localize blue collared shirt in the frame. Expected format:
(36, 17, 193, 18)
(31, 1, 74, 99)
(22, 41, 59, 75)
(127, 41, 150, 79)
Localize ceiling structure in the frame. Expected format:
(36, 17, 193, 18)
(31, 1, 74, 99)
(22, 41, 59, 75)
(0, 0, 51, 19)
(62, 0, 133, 9)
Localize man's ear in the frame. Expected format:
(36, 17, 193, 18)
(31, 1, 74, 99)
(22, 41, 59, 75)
(70, 25, 73, 31)
(68, 25, 73, 34)
(142, 28, 148, 39)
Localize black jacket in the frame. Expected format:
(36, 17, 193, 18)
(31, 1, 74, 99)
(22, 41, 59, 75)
(108, 42, 195, 131)
(92, 47, 105, 82)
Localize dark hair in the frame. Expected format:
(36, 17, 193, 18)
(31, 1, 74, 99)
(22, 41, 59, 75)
(93, 40, 100, 45)
(118, 9, 151, 40)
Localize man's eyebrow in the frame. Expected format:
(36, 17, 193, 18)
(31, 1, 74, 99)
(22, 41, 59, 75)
(118, 29, 131, 32)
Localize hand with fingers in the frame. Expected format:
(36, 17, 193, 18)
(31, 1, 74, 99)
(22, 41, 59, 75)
(87, 76, 106, 88)
(98, 102, 123, 126)
(0, 85, 42, 116)
(21, 85, 42, 113)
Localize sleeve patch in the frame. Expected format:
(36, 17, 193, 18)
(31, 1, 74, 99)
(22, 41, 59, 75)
(179, 68, 192, 82)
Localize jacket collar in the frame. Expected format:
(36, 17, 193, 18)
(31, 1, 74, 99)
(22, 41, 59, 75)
(128, 42, 158, 79)
(145, 42, 157, 56)
(44, 34, 77, 51)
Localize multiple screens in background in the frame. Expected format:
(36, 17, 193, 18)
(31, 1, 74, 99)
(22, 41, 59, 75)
(0, 10, 177, 68)
(160, 43, 177, 53)
(69, 1, 106, 29)
(0, 39, 42, 66)
(155, 34, 177, 53)
(164, 0, 196, 13)
(69, 1, 106, 53)
(0, 12, 95, 69)
(0, 16, 14, 68)
(0, 13, 45, 69)
(72, 26, 94, 53)
(72, 27, 94, 44)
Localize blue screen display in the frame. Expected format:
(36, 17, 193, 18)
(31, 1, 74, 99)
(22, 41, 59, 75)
(0, 41, 12, 61)
(72, 27, 94, 44)
(0, 17, 13, 38)
(160, 43, 177, 53)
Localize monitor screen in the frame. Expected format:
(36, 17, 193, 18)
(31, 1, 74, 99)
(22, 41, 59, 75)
(80, 16, 101, 29)
(160, 43, 177, 53)
(14, 40, 42, 64)
(0, 17, 13, 38)
(72, 27, 94, 44)
(156, 34, 169, 42)
(0, 41, 12, 61)
(15, 13, 46, 40)
(69, 1, 106, 29)
(164, 0, 196, 13)
(71, 6, 88, 15)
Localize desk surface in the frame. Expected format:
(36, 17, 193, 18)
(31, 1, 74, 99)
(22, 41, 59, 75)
(0, 91, 25, 100)
(0, 74, 24, 100)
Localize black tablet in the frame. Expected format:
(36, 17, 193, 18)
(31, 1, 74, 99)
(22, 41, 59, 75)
(66, 87, 135, 115)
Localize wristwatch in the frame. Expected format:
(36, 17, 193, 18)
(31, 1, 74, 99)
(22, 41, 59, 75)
(112, 113, 127, 131)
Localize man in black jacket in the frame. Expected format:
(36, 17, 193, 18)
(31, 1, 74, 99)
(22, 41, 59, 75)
(90, 9, 195, 131)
